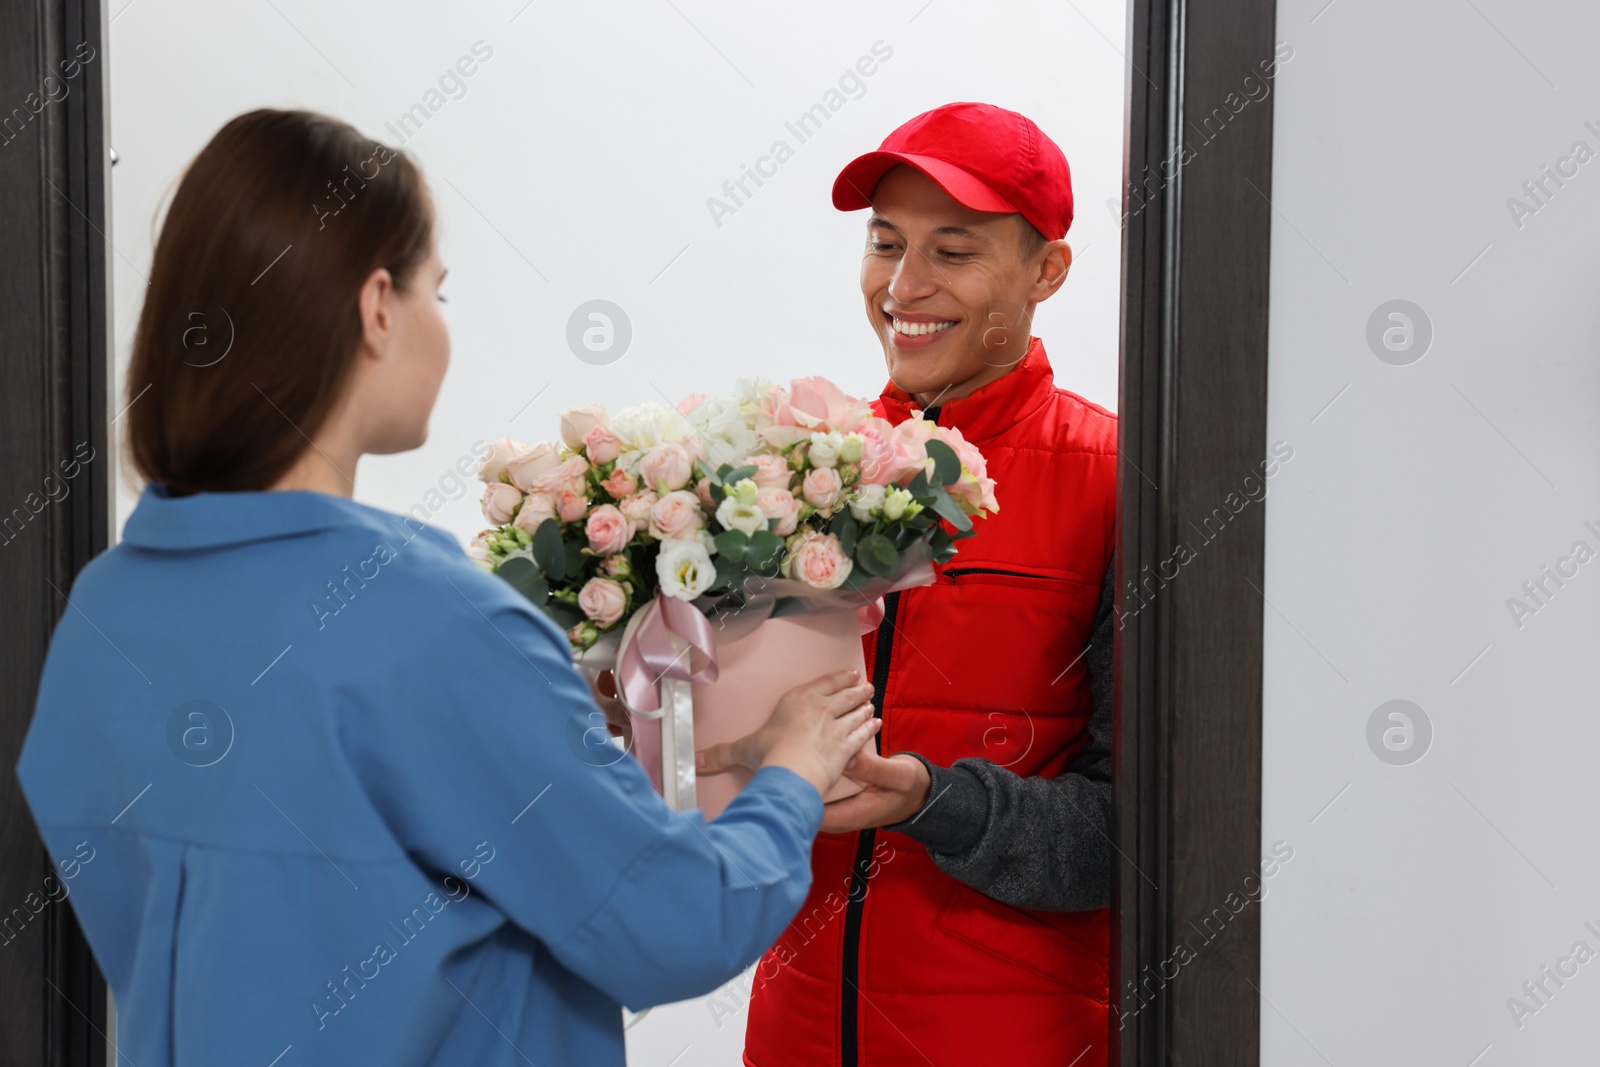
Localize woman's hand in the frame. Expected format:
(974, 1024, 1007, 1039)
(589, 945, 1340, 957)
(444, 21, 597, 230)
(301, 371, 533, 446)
(695, 668, 879, 800)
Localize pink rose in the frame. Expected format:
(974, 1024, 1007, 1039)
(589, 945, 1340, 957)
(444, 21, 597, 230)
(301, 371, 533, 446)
(677, 392, 710, 416)
(858, 418, 926, 487)
(504, 441, 561, 492)
(477, 436, 523, 485)
(785, 530, 852, 590)
(582, 425, 622, 465)
(512, 492, 557, 532)
(532, 455, 591, 498)
(801, 467, 845, 511)
(937, 426, 999, 514)
(639, 442, 693, 492)
(693, 477, 715, 509)
(649, 490, 707, 540)
(559, 403, 610, 450)
(618, 490, 658, 525)
(785, 376, 872, 433)
(600, 467, 637, 500)
(557, 490, 590, 524)
(756, 486, 801, 536)
(744, 453, 793, 490)
(585, 504, 633, 555)
(481, 482, 523, 524)
(578, 577, 628, 627)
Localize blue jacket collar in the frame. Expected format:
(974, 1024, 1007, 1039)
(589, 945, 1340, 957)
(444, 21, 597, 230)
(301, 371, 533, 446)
(121, 482, 389, 550)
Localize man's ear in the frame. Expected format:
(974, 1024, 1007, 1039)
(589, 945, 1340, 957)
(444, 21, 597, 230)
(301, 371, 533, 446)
(1030, 240, 1073, 304)
(357, 267, 396, 357)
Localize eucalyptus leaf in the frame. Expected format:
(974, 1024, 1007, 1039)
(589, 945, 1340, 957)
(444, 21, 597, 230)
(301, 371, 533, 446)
(924, 438, 961, 485)
(532, 518, 566, 579)
(833, 508, 859, 555)
(927, 484, 973, 532)
(856, 532, 900, 577)
(747, 530, 785, 574)
(545, 601, 584, 629)
(495, 557, 549, 606)
(714, 530, 749, 561)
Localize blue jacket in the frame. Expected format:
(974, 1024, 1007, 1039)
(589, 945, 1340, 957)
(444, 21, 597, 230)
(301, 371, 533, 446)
(16, 482, 822, 1066)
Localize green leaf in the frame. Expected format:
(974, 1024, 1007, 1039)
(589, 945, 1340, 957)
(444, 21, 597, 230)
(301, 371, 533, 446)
(747, 530, 785, 574)
(856, 532, 900, 577)
(832, 508, 859, 555)
(563, 538, 585, 579)
(927, 484, 973, 532)
(545, 601, 584, 629)
(532, 518, 567, 579)
(495, 557, 549, 606)
(908, 468, 930, 498)
(714, 529, 749, 561)
(924, 438, 961, 485)
(722, 464, 757, 486)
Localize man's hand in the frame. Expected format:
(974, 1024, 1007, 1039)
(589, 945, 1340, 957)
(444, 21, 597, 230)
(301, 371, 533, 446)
(820, 749, 933, 833)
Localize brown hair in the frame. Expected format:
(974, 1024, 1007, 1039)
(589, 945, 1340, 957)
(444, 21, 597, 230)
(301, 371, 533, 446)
(124, 109, 434, 494)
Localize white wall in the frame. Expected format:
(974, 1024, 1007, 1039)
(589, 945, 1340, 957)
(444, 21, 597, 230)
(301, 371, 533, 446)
(1262, 1, 1600, 1063)
(105, 2, 1126, 1063)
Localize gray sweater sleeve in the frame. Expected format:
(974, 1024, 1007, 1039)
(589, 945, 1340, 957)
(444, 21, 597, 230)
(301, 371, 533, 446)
(879, 554, 1114, 913)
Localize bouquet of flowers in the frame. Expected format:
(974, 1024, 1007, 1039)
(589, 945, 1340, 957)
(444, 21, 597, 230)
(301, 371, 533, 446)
(470, 375, 998, 813)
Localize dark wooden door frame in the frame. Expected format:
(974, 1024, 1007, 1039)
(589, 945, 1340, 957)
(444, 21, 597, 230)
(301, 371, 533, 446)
(1, 0, 112, 1063)
(1114, 0, 1276, 1062)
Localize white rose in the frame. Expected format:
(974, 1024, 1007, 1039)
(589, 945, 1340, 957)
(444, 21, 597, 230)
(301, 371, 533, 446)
(656, 537, 716, 600)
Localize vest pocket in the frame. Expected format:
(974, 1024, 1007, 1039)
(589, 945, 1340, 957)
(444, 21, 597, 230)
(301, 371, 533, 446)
(934, 880, 1109, 1000)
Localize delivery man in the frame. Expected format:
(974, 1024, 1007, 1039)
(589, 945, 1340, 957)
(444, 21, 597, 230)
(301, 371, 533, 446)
(725, 101, 1119, 1066)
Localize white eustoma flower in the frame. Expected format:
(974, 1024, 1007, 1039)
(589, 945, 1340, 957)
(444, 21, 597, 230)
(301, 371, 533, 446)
(808, 430, 844, 469)
(848, 483, 886, 522)
(717, 493, 768, 536)
(656, 537, 717, 600)
(882, 486, 914, 522)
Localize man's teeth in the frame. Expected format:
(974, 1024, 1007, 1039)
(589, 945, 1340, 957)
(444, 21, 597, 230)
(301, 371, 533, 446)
(891, 317, 955, 337)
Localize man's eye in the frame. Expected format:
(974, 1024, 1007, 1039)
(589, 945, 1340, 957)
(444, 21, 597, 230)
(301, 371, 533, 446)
(869, 242, 899, 252)
(942, 251, 976, 261)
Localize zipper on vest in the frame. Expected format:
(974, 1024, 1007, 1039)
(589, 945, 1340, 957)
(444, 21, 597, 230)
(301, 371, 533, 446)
(942, 565, 1066, 580)
(840, 587, 898, 1067)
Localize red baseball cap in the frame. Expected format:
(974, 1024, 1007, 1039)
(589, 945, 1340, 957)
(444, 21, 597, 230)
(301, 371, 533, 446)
(831, 101, 1074, 240)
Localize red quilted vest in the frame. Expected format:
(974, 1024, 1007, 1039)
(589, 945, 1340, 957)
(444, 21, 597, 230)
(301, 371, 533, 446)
(742, 337, 1118, 1066)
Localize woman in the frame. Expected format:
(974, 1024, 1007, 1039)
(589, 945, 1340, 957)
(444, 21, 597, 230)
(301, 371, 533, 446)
(14, 109, 878, 1066)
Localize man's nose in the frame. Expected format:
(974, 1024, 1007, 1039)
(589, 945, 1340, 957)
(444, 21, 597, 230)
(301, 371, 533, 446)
(887, 245, 940, 304)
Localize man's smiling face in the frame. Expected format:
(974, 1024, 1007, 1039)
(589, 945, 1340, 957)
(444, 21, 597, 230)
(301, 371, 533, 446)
(859, 164, 1070, 407)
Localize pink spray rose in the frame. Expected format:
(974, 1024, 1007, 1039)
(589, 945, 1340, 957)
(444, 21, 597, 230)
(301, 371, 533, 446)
(577, 577, 628, 627)
(585, 504, 634, 555)
(556, 490, 590, 524)
(477, 436, 523, 484)
(582, 424, 622, 465)
(756, 486, 801, 536)
(600, 467, 637, 500)
(744, 453, 793, 491)
(512, 492, 557, 532)
(619, 490, 659, 526)
(559, 404, 610, 450)
(801, 467, 845, 512)
(504, 441, 561, 492)
(481, 482, 523, 524)
(785, 530, 853, 589)
(639, 442, 694, 493)
(648, 490, 707, 540)
(532, 455, 591, 498)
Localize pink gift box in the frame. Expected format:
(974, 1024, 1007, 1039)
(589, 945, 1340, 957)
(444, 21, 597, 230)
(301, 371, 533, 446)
(630, 607, 872, 820)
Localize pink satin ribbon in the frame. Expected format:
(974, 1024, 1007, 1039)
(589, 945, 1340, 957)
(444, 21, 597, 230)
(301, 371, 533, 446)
(617, 596, 721, 714)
